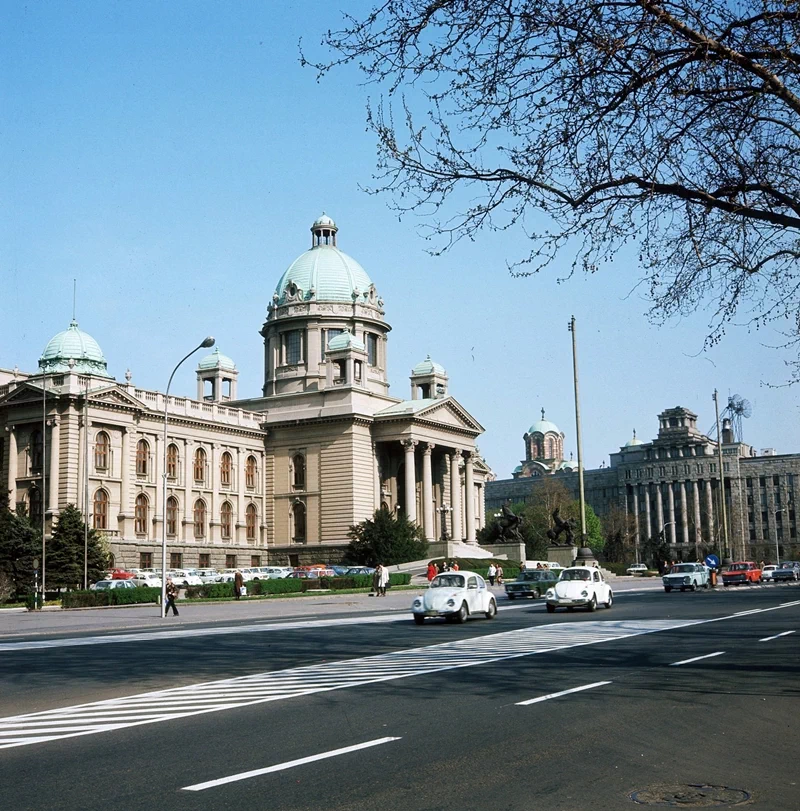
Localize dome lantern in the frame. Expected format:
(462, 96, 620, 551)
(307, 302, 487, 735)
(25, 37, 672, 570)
(311, 213, 338, 248)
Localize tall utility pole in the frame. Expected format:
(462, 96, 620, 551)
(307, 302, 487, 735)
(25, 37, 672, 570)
(568, 316, 587, 540)
(713, 390, 731, 559)
(83, 379, 90, 589)
(41, 373, 47, 608)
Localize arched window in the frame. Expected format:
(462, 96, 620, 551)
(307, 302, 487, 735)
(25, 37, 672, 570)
(28, 486, 42, 523)
(292, 501, 306, 543)
(193, 499, 206, 539)
(30, 430, 43, 472)
(134, 494, 149, 535)
(93, 489, 109, 530)
(245, 504, 257, 541)
(136, 439, 150, 478)
(166, 443, 179, 480)
(194, 447, 207, 484)
(220, 501, 233, 539)
(292, 454, 306, 490)
(95, 431, 110, 471)
(166, 496, 179, 537)
(220, 451, 233, 487)
(245, 455, 257, 489)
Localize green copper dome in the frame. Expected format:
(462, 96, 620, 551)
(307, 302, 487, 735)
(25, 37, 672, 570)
(327, 330, 365, 352)
(411, 355, 446, 376)
(527, 408, 561, 436)
(39, 320, 112, 377)
(197, 348, 236, 371)
(624, 430, 644, 448)
(273, 216, 374, 305)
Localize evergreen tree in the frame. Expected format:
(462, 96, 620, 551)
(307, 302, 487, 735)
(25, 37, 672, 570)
(347, 508, 429, 566)
(0, 498, 40, 599)
(47, 505, 109, 590)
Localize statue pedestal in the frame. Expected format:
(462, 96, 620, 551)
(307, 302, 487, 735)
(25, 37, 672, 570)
(547, 545, 577, 569)
(574, 546, 597, 566)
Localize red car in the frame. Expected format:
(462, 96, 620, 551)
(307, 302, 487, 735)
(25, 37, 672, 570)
(109, 568, 136, 580)
(722, 561, 762, 586)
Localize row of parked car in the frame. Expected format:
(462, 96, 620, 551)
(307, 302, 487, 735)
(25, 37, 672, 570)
(92, 564, 377, 590)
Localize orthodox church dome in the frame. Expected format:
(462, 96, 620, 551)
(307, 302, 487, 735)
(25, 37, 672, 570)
(39, 320, 111, 377)
(197, 348, 236, 371)
(624, 430, 644, 448)
(527, 409, 562, 436)
(273, 215, 374, 306)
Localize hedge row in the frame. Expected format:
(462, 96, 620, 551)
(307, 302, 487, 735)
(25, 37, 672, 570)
(62, 587, 161, 608)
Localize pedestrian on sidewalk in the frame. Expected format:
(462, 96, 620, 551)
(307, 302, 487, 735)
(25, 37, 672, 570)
(234, 570, 244, 600)
(496, 564, 504, 585)
(487, 563, 496, 586)
(164, 577, 179, 617)
(427, 562, 437, 581)
(377, 564, 389, 597)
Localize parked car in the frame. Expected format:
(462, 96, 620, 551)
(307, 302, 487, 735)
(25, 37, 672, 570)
(108, 568, 136, 580)
(288, 568, 337, 579)
(411, 572, 497, 624)
(626, 563, 648, 575)
(761, 564, 777, 582)
(545, 567, 613, 613)
(722, 561, 762, 586)
(193, 568, 222, 584)
(132, 572, 162, 588)
(240, 567, 264, 581)
(345, 566, 376, 576)
(167, 569, 203, 588)
(772, 561, 800, 582)
(91, 579, 138, 591)
(256, 566, 294, 579)
(330, 565, 352, 576)
(662, 563, 709, 592)
(505, 569, 560, 600)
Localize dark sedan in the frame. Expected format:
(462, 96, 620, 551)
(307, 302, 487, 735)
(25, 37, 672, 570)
(504, 569, 559, 600)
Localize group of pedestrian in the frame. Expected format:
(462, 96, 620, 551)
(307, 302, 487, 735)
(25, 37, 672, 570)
(372, 563, 390, 596)
(486, 563, 504, 586)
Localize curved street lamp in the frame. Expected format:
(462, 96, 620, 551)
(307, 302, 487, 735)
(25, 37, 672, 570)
(160, 337, 215, 617)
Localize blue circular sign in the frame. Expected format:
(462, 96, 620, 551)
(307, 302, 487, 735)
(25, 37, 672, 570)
(705, 554, 720, 569)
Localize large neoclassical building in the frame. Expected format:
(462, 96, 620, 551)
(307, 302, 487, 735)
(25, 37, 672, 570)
(0, 215, 490, 571)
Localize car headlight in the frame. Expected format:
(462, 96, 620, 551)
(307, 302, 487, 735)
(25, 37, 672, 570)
(546, 589, 554, 598)
(446, 599, 455, 607)
(581, 589, 589, 597)
(413, 599, 421, 607)
(684, 577, 691, 584)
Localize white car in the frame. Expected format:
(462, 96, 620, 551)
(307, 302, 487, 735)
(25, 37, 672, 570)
(90, 579, 138, 591)
(626, 563, 648, 575)
(761, 564, 777, 582)
(131, 572, 162, 588)
(167, 569, 203, 587)
(411, 571, 497, 624)
(194, 568, 222, 584)
(257, 566, 294, 579)
(545, 567, 613, 613)
(662, 563, 709, 592)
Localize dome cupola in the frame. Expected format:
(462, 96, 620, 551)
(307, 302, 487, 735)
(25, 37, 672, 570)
(524, 408, 565, 462)
(39, 320, 112, 377)
(624, 429, 644, 448)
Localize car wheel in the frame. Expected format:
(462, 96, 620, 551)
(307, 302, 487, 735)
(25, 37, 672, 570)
(455, 602, 468, 623)
(413, 614, 425, 625)
(508, 594, 516, 601)
(532, 589, 540, 600)
(605, 592, 613, 608)
(690, 583, 697, 592)
(664, 586, 671, 593)
(567, 606, 575, 612)
(485, 600, 497, 620)
(704, 582, 709, 589)
(546, 603, 555, 613)
(587, 596, 597, 612)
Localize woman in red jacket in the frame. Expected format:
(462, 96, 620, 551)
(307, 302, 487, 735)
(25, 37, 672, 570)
(427, 562, 437, 581)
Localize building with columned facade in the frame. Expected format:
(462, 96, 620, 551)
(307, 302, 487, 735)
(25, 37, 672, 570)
(0, 214, 490, 572)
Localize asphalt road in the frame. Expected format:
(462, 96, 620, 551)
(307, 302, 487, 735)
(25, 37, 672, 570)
(1, 583, 799, 811)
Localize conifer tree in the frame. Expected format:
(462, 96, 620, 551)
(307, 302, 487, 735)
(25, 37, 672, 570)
(347, 507, 429, 566)
(0, 498, 40, 599)
(47, 505, 109, 590)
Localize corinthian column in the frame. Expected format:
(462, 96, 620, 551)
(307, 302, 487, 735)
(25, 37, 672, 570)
(656, 483, 664, 535)
(450, 451, 462, 541)
(402, 439, 417, 524)
(6, 426, 17, 510)
(422, 443, 434, 540)
(48, 418, 60, 513)
(464, 451, 476, 544)
(692, 480, 702, 550)
(680, 481, 689, 545)
(705, 479, 715, 545)
(667, 483, 676, 544)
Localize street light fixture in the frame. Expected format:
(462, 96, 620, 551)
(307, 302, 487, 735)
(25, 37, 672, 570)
(160, 337, 215, 617)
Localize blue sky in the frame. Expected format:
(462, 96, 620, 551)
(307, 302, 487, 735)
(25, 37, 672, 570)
(2, 1, 797, 479)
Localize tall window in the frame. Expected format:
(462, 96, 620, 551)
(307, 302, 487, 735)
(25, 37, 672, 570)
(225, 554, 237, 569)
(140, 552, 152, 569)
(134, 494, 149, 535)
(245, 455, 257, 489)
(28, 486, 42, 523)
(292, 454, 306, 490)
(220, 451, 233, 487)
(246, 503, 257, 541)
(284, 330, 303, 365)
(194, 447, 207, 484)
(194, 499, 206, 539)
(166, 496, 179, 537)
(292, 501, 306, 543)
(367, 333, 378, 367)
(166, 444, 179, 480)
(93, 489, 109, 530)
(30, 430, 43, 471)
(95, 431, 110, 471)
(170, 552, 182, 569)
(221, 501, 233, 539)
(136, 439, 150, 478)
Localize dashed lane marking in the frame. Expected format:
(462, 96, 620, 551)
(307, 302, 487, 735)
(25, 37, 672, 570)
(669, 651, 725, 666)
(759, 630, 795, 642)
(516, 680, 612, 705)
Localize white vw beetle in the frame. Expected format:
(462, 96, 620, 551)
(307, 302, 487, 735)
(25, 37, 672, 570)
(411, 571, 497, 625)
(545, 566, 613, 613)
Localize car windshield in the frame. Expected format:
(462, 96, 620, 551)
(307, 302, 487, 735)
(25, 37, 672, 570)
(729, 564, 747, 571)
(560, 570, 591, 581)
(431, 575, 465, 588)
(94, 581, 112, 589)
(521, 572, 547, 581)
(670, 565, 694, 573)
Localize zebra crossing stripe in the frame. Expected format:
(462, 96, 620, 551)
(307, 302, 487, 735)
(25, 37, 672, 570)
(0, 619, 699, 750)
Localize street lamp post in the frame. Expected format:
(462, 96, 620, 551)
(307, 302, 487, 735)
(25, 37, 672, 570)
(774, 509, 785, 565)
(160, 337, 215, 617)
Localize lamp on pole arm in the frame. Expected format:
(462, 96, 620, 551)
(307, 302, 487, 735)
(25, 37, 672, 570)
(160, 336, 215, 618)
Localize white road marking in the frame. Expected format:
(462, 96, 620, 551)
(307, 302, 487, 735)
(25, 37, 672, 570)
(759, 630, 795, 642)
(182, 737, 402, 791)
(669, 651, 725, 666)
(516, 681, 612, 705)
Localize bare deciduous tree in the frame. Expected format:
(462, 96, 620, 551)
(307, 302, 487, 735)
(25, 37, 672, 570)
(307, 1, 800, 375)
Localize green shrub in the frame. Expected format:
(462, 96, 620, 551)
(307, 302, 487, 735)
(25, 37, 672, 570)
(389, 573, 411, 586)
(255, 578, 303, 595)
(61, 587, 160, 608)
(602, 562, 631, 576)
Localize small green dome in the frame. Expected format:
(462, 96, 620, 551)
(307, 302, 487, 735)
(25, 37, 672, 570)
(527, 419, 561, 436)
(39, 320, 111, 377)
(273, 216, 373, 306)
(412, 355, 446, 376)
(197, 348, 236, 371)
(327, 330, 365, 352)
(624, 430, 644, 448)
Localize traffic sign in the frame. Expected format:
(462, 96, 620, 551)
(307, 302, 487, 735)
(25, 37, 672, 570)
(33, 558, 39, 570)
(705, 554, 720, 569)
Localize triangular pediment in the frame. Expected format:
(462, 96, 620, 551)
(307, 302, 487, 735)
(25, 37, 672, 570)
(0, 381, 50, 407)
(375, 396, 484, 434)
(90, 386, 146, 408)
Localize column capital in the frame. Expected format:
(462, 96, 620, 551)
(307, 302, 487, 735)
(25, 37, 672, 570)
(401, 438, 418, 451)
(422, 442, 434, 456)
(463, 449, 476, 463)
(4, 424, 15, 434)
